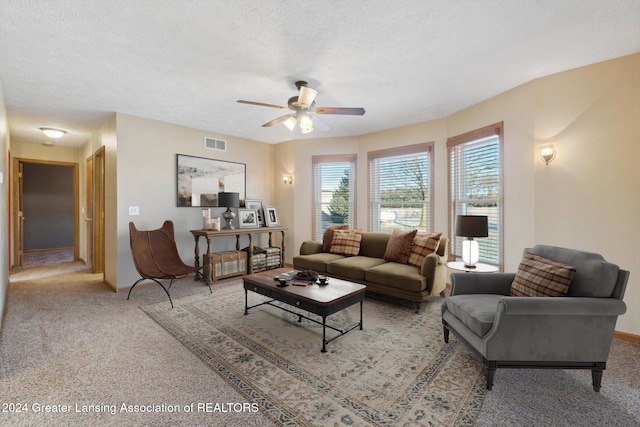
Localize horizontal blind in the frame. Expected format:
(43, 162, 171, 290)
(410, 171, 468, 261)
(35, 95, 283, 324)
(312, 156, 356, 241)
(369, 145, 432, 232)
(448, 129, 502, 265)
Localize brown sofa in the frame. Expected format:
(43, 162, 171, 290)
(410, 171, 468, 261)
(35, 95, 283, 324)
(293, 232, 448, 311)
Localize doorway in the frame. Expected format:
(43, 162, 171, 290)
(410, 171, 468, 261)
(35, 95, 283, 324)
(13, 158, 79, 268)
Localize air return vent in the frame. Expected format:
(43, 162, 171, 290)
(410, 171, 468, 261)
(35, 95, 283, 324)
(204, 137, 227, 151)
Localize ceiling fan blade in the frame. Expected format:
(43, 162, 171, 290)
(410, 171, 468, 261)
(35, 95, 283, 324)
(262, 114, 295, 127)
(237, 100, 288, 109)
(298, 86, 318, 108)
(314, 107, 366, 115)
(309, 113, 331, 131)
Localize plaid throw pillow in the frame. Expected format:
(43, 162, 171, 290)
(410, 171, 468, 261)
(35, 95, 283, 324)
(330, 229, 362, 257)
(408, 232, 442, 268)
(510, 252, 576, 297)
(383, 228, 418, 264)
(322, 224, 348, 252)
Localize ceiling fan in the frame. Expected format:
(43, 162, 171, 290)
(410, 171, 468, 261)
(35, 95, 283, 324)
(237, 81, 365, 134)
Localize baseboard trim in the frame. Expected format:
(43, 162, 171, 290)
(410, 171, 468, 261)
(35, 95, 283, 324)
(614, 330, 640, 344)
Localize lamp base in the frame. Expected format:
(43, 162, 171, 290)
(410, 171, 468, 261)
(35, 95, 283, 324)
(463, 263, 477, 269)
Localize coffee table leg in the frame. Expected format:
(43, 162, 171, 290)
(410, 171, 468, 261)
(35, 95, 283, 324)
(244, 288, 248, 315)
(360, 300, 363, 330)
(322, 315, 327, 353)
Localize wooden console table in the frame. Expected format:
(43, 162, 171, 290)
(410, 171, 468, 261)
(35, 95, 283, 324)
(189, 226, 287, 282)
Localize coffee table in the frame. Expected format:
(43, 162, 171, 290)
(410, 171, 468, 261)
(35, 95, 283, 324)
(243, 268, 365, 352)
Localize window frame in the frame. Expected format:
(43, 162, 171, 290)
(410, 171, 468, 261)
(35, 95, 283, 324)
(311, 154, 357, 241)
(368, 142, 434, 233)
(447, 122, 504, 269)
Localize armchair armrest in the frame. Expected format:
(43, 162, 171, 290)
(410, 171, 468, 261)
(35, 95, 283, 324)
(497, 296, 627, 317)
(299, 240, 323, 255)
(450, 272, 515, 296)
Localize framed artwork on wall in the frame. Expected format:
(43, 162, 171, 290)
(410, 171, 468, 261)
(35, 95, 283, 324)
(265, 206, 280, 226)
(238, 209, 258, 228)
(245, 199, 265, 226)
(176, 154, 246, 207)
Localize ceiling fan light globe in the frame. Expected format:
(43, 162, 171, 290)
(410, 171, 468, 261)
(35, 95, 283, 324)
(283, 116, 297, 131)
(299, 113, 314, 134)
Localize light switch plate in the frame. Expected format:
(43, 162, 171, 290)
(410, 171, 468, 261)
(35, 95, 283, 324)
(129, 206, 140, 215)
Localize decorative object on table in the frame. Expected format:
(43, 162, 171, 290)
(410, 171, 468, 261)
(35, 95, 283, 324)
(238, 208, 259, 228)
(265, 205, 280, 226)
(317, 275, 329, 285)
(218, 192, 240, 229)
(210, 217, 220, 231)
(295, 269, 319, 282)
(202, 208, 211, 230)
(455, 215, 489, 268)
(245, 199, 265, 226)
(176, 154, 245, 207)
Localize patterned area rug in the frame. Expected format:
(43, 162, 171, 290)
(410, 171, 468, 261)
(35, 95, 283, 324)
(142, 283, 486, 426)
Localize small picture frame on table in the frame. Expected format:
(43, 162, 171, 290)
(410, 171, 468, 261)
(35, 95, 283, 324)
(245, 199, 265, 226)
(238, 209, 258, 228)
(265, 206, 280, 227)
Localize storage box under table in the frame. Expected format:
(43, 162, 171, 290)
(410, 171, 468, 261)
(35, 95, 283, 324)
(204, 250, 247, 281)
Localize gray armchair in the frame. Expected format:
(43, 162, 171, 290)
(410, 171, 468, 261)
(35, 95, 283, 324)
(441, 245, 629, 392)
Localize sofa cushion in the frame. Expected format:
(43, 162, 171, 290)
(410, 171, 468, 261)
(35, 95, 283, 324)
(446, 294, 502, 337)
(327, 256, 387, 281)
(330, 229, 363, 256)
(526, 245, 620, 298)
(511, 252, 577, 297)
(408, 232, 442, 268)
(383, 228, 417, 264)
(365, 262, 426, 293)
(293, 253, 345, 273)
(322, 224, 348, 252)
(359, 232, 391, 258)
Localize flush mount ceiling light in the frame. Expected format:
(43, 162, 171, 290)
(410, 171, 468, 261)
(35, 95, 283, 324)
(39, 127, 67, 139)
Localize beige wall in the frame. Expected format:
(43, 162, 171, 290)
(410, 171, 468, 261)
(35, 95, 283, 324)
(112, 113, 275, 289)
(275, 53, 640, 336)
(0, 82, 9, 329)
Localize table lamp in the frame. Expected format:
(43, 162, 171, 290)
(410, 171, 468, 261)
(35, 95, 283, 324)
(218, 192, 239, 229)
(455, 215, 488, 268)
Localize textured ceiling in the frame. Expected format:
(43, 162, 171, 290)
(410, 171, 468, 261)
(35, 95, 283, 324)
(1, 0, 639, 147)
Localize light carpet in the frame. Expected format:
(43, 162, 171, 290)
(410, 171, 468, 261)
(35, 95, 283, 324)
(142, 283, 486, 426)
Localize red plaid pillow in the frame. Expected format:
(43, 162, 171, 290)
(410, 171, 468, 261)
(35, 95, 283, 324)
(330, 229, 363, 257)
(407, 232, 442, 268)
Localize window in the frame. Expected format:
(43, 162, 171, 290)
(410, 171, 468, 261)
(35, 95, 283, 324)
(369, 143, 434, 233)
(312, 155, 356, 241)
(447, 123, 503, 267)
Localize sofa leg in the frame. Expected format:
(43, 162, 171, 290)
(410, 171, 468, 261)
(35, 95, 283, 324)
(414, 302, 421, 313)
(592, 362, 606, 392)
(485, 360, 497, 390)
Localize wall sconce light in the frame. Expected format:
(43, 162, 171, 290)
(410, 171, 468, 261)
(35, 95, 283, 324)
(39, 127, 67, 139)
(539, 143, 556, 165)
(282, 174, 294, 185)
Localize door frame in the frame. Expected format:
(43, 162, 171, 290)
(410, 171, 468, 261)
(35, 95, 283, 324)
(12, 158, 79, 268)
